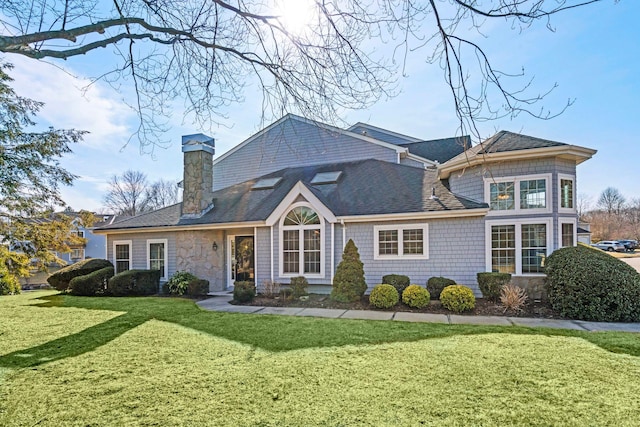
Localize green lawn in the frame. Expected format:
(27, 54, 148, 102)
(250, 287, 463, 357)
(1, 291, 640, 426)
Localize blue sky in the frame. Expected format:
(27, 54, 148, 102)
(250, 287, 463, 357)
(6, 0, 639, 212)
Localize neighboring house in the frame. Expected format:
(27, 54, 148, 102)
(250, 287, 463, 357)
(56, 213, 122, 264)
(94, 114, 596, 295)
(577, 222, 592, 245)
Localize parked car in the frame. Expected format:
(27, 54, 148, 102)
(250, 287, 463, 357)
(618, 239, 638, 252)
(591, 241, 626, 252)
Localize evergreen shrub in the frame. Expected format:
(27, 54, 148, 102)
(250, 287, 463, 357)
(331, 239, 367, 302)
(546, 245, 640, 321)
(477, 272, 511, 301)
(69, 266, 114, 296)
(382, 274, 411, 297)
(402, 284, 430, 308)
(440, 285, 476, 313)
(426, 276, 455, 300)
(233, 281, 256, 303)
(47, 258, 113, 291)
(107, 269, 160, 296)
(369, 284, 399, 309)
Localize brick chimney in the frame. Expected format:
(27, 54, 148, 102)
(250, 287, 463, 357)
(181, 134, 215, 218)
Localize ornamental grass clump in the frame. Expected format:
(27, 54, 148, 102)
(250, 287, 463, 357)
(500, 284, 528, 313)
(402, 284, 430, 308)
(440, 285, 476, 313)
(369, 284, 399, 309)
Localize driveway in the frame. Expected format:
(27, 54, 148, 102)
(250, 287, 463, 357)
(621, 257, 640, 273)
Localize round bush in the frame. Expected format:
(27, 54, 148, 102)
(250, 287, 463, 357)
(369, 284, 399, 309)
(167, 271, 199, 295)
(426, 276, 455, 300)
(382, 274, 411, 297)
(440, 285, 476, 313)
(402, 284, 430, 308)
(546, 245, 640, 322)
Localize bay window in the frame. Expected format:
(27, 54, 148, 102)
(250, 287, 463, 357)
(487, 220, 551, 275)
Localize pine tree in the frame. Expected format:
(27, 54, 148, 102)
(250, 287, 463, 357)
(331, 239, 367, 302)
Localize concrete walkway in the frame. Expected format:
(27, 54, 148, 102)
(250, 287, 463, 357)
(197, 293, 640, 333)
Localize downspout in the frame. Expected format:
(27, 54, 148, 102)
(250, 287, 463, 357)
(330, 223, 335, 283)
(341, 219, 346, 249)
(270, 225, 274, 283)
(254, 227, 258, 286)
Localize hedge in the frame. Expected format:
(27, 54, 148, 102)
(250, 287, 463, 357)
(69, 266, 115, 296)
(47, 258, 113, 291)
(382, 274, 411, 297)
(546, 245, 640, 321)
(426, 276, 455, 300)
(107, 269, 160, 296)
(477, 272, 511, 301)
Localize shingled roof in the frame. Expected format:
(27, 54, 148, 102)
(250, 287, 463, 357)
(98, 159, 488, 231)
(399, 136, 469, 163)
(477, 131, 568, 154)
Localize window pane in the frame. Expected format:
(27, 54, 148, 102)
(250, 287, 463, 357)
(491, 225, 515, 273)
(378, 230, 398, 255)
(283, 230, 300, 274)
(284, 207, 320, 225)
(115, 244, 129, 260)
(282, 230, 299, 251)
(116, 260, 130, 273)
(562, 223, 574, 247)
(489, 182, 515, 210)
(520, 179, 546, 209)
(561, 179, 574, 209)
(403, 229, 424, 255)
(522, 224, 547, 273)
(303, 229, 321, 274)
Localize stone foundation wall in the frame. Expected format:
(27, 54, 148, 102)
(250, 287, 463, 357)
(176, 230, 225, 292)
(512, 276, 547, 301)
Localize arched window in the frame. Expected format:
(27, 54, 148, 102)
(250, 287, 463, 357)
(281, 205, 323, 276)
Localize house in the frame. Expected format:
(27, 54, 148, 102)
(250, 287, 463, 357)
(55, 213, 122, 264)
(94, 114, 596, 296)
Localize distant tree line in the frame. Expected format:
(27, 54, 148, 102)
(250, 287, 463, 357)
(581, 187, 640, 242)
(103, 170, 180, 216)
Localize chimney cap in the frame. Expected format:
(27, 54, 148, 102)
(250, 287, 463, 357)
(182, 133, 215, 154)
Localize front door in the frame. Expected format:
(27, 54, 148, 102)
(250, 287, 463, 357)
(230, 236, 254, 283)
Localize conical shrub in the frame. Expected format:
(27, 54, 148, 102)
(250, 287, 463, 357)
(331, 239, 367, 302)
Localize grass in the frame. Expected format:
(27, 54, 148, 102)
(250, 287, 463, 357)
(1, 291, 640, 426)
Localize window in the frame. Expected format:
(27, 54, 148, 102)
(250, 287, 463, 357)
(113, 240, 132, 273)
(280, 205, 323, 276)
(71, 248, 85, 260)
(491, 225, 515, 274)
(374, 224, 428, 259)
(147, 239, 168, 280)
(558, 174, 575, 212)
(486, 220, 551, 275)
(561, 222, 575, 247)
(485, 174, 551, 214)
(521, 224, 547, 273)
(71, 230, 85, 238)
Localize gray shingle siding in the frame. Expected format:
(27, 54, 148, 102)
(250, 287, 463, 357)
(106, 232, 178, 279)
(213, 118, 399, 191)
(344, 218, 485, 296)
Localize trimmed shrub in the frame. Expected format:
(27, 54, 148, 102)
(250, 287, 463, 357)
(369, 284, 399, 309)
(382, 274, 411, 297)
(290, 276, 309, 298)
(69, 266, 114, 296)
(500, 284, 528, 313)
(167, 271, 198, 295)
(279, 288, 293, 301)
(477, 272, 511, 301)
(187, 279, 210, 296)
(440, 285, 476, 313)
(233, 281, 256, 303)
(0, 269, 21, 295)
(426, 276, 455, 300)
(47, 258, 113, 291)
(107, 269, 160, 296)
(402, 284, 430, 308)
(331, 239, 367, 303)
(546, 245, 640, 322)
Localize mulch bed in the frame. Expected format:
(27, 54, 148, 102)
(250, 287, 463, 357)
(232, 293, 561, 319)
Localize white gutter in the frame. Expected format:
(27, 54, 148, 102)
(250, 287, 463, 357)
(92, 221, 266, 235)
(330, 222, 335, 283)
(270, 225, 274, 283)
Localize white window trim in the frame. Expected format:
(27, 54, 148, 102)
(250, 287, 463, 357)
(113, 240, 132, 274)
(71, 248, 85, 260)
(374, 224, 429, 260)
(558, 173, 576, 214)
(146, 238, 168, 280)
(484, 173, 553, 216)
(485, 218, 552, 276)
(278, 202, 325, 278)
(559, 218, 577, 248)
